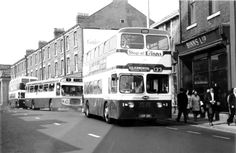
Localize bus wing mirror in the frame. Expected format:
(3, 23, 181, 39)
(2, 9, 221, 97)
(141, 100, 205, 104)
(111, 74, 118, 81)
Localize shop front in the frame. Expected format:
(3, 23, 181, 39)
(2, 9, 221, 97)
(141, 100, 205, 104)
(176, 25, 230, 111)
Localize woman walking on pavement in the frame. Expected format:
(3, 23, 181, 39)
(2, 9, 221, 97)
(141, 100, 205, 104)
(186, 89, 192, 119)
(227, 87, 236, 126)
(191, 90, 201, 122)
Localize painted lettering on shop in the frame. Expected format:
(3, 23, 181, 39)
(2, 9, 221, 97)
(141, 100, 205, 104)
(186, 36, 207, 49)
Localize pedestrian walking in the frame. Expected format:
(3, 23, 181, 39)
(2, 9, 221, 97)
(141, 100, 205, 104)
(227, 87, 236, 126)
(213, 83, 221, 121)
(205, 87, 218, 126)
(191, 90, 201, 122)
(176, 88, 188, 123)
(186, 89, 192, 119)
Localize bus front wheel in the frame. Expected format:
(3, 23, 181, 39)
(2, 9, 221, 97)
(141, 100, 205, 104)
(104, 103, 111, 124)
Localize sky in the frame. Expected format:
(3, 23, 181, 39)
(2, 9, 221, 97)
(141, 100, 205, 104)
(0, 0, 179, 65)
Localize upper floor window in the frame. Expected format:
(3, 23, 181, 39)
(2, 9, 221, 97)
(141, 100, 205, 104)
(209, 0, 218, 15)
(60, 39, 63, 53)
(74, 54, 78, 72)
(73, 31, 77, 47)
(54, 43, 57, 56)
(188, 0, 196, 25)
(65, 36, 69, 51)
(66, 57, 70, 74)
(48, 46, 50, 59)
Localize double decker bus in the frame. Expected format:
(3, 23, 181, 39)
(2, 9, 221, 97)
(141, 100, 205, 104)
(83, 27, 172, 123)
(25, 77, 83, 110)
(9, 76, 38, 108)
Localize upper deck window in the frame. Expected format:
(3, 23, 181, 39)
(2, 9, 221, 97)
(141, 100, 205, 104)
(146, 35, 169, 50)
(121, 34, 144, 49)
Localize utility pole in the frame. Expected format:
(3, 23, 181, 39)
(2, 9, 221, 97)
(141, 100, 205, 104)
(147, 0, 150, 28)
(230, 0, 236, 88)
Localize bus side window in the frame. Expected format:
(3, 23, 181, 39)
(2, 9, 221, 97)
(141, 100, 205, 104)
(111, 74, 117, 93)
(43, 84, 49, 91)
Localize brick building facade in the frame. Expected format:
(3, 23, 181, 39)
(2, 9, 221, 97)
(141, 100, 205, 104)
(11, 0, 153, 81)
(176, 0, 231, 111)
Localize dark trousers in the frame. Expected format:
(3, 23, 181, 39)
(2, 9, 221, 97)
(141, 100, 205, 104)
(176, 108, 187, 122)
(207, 106, 215, 123)
(227, 108, 236, 123)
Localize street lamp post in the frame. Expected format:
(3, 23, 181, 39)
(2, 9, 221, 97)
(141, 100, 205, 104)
(230, 0, 236, 88)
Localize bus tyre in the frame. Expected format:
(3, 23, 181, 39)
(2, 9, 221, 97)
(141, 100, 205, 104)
(84, 103, 90, 118)
(104, 103, 111, 124)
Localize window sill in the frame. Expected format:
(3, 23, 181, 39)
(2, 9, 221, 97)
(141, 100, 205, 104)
(207, 11, 221, 21)
(186, 23, 197, 31)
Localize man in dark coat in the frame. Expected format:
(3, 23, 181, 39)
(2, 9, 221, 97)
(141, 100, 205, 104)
(227, 87, 236, 125)
(176, 88, 188, 123)
(205, 87, 219, 126)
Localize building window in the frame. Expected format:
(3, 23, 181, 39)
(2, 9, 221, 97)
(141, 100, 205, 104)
(66, 57, 70, 74)
(54, 43, 57, 56)
(209, 0, 218, 15)
(60, 39, 63, 53)
(48, 65, 51, 79)
(55, 62, 58, 77)
(65, 36, 69, 51)
(73, 31, 77, 47)
(48, 47, 50, 59)
(188, 0, 196, 25)
(74, 54, 78, 72)
(43, 67, 46, 80)
(61, 60, 64, 75)
(42, 49, 45, 61)
(35, 53, 37, 64)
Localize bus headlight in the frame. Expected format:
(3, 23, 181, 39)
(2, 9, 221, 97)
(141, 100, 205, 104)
(122, 102, 135, 108)
(128, 102, 134, 108)
(157, 102, 162, 108)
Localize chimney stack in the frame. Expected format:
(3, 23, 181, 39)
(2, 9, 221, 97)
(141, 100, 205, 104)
(76, 12, 89, 24)
(54, 28, 65, 38)
(26, 49, 34, 56)
(38, 41, 47, 48)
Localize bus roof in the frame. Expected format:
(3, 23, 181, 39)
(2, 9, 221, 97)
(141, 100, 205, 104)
(118, 27, 170, 35)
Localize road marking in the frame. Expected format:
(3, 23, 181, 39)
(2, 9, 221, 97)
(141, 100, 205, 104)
(187, 131, 201, 135)
(166, 127, 178, 130)
(35, 117, 40, 120)
(88, 133, 100, 138)
(54, 123, 61, 126)
(212, 135, 230, 140)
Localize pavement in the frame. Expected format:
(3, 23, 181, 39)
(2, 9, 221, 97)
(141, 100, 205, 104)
(171, 110, 236, 134)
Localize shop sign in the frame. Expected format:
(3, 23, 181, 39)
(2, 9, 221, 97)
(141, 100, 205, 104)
(176, 27, 223, 54)
(186, 36, 207, 49)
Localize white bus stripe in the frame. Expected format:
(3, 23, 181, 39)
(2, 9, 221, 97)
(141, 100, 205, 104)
(88, 133, 100, 138)
(212, 135, 230, 140)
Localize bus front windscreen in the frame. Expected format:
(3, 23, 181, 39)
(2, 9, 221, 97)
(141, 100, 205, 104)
(120, 34, 144, 49)
(61, 85, 83, 96)
(146, 35, 169, 50)
(146, 74, 169, 93)
(119, 75, 144, 94)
